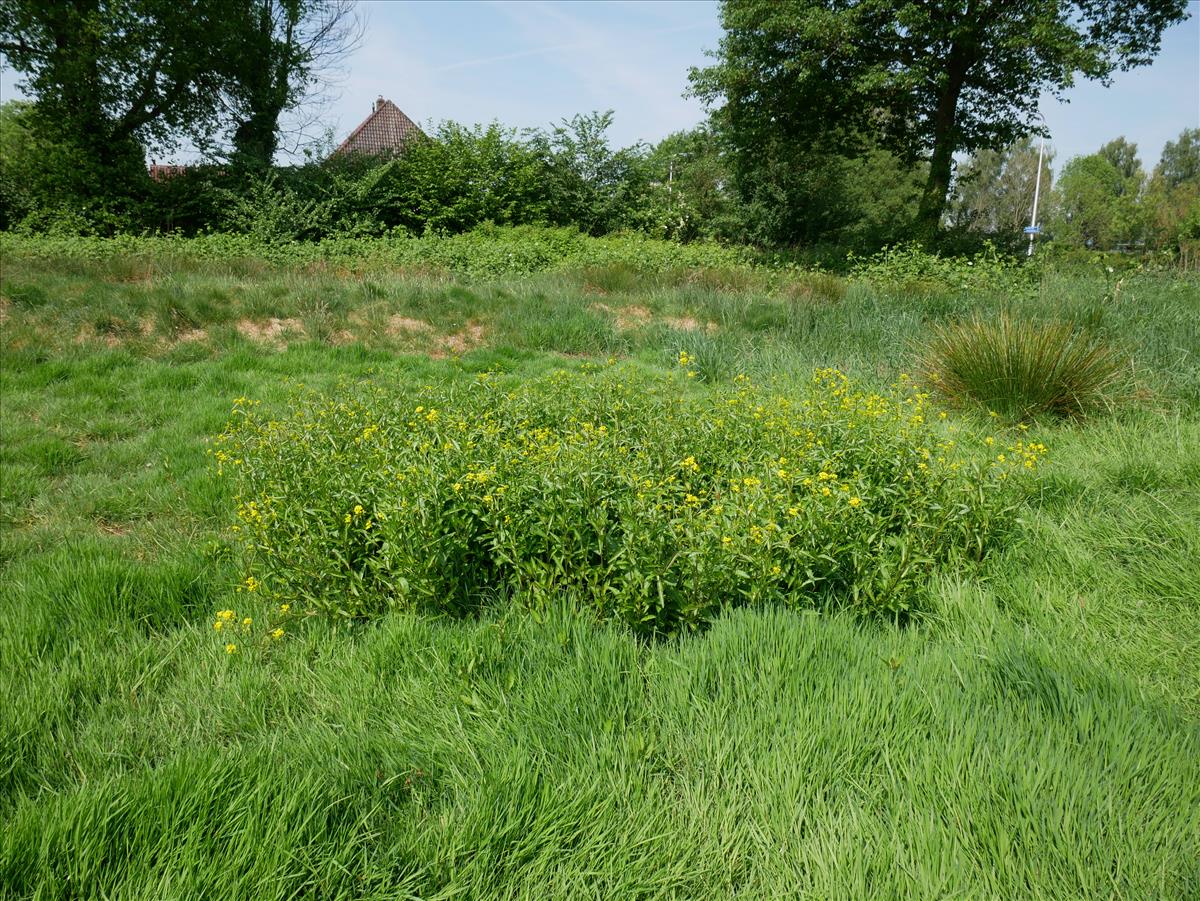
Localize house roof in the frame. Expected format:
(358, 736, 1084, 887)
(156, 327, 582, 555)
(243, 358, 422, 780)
(148, 163, 191, 181)
(335, 98, 423, 156)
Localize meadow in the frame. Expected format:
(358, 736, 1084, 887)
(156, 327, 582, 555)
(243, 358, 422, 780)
(1, 232, 1198, 899)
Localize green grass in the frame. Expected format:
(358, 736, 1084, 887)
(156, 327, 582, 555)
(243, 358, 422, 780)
(1, 244, 1198, 898)
(919, 312, 1130, 420)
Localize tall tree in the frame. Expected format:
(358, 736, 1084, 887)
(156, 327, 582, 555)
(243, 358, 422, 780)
(0, 0, 237, 178)
(689, 0, 1189, 234)
(220, 0, 359, 168)
(1144, 128, 1200, 249)
(1098, 137, 1143, 184)
(1156, 127, 1200, 189)
(951, 136, 1054, 235)
(1051, 147, 1146, 249)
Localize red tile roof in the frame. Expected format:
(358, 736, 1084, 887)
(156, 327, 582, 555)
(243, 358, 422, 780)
(148, 163, 191, 181)
(335, 98, 423, 157)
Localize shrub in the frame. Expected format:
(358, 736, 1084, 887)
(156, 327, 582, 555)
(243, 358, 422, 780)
(850, 241, 1038, 296)
(919, 313, 1128, 420)
(0, 227, 760, 278)
(213, 365, 1041, 634)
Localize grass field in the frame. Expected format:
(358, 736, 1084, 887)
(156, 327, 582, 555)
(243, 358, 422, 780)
(2, 241, 1198, 898)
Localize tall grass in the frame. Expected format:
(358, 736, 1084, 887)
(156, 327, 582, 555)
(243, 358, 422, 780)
(919, 313, 1131, 419)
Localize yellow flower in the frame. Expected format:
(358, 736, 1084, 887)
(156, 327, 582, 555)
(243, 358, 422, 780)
(225, 643, 237, 654)
(721, 536, 732, 545)
(678, 350, 691, 366)
(279, 604, 290, 614)
(213, 620, 223, 631)
(271, 628, 284, 640)
(821, 486, 832, 496)
(353, 504, 364, 515)
(848, 496, 862, 507)
(242, 617, 252, 626)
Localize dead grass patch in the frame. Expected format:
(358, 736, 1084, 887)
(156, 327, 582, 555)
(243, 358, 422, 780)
(664, 316, 718, 334)
(236, 317, 307, 349)
(592, 303, 653, 332)
(386, 315, 435, 337)
(432, 323, 487, 357)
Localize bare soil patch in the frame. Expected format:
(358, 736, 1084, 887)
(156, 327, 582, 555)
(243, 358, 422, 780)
(236, 317, 307, 349)
(591, 303, 653, 331)
(664, 316, 719, 334)
(432, 323, 487, 357)
(386, 315, 435, 337)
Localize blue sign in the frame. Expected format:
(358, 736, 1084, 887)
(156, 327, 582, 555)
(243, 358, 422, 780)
(1023, 226, 1041, 234)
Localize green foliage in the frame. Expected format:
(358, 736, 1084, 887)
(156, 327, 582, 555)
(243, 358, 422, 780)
(213, 169, 379, 242)
(1145, 128, 1200, 252)
(920, 314, 1129, 420)
(0, 0, 235, 181)
(1051, 151, 1147, 249)
(642, 126, 744, 242)
(215, 365, 1034, 629)
(724, 140, 926, 249)
(364, 122, 552, 233)
(0, 100, 150, 234)
(1, 249, 1199, 898)
(849, 241, 1037, 295)
(690, 0, 1188, 230)
(950, 136, 1053, 244)
(0, 225, 760, 277)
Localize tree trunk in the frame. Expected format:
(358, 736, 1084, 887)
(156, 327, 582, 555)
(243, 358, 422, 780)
(231, 3, 294, 168)
(916, 52, 970, 235)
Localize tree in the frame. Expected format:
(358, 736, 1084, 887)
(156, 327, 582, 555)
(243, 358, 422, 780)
(1156, 127, 1200, 189)
(0, 0, 237, 182)
(1144, 128, 1200, 250)
(689, 0, 1189, 234)
(1051, 147, 1146, 249)
(951, 136, 1054, 237)
(220, 0, 359, 168)
(532, 111, 653, 236)
(1098, 137, 1143, 184)
(644, 126, 743, 242)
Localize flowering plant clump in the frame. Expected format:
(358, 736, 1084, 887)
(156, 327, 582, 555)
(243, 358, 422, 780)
(211, 601, 292, 656)
(211, 362, 1044, 634)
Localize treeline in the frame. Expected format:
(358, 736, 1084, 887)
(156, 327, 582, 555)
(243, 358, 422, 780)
(3, 94, 1196, 257)
(1, 0, 1196, 257)
(953, 133, 1200, 254)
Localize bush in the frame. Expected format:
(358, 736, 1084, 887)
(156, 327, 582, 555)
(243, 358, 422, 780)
(0, 226, 758, 278)
(213, 365, 1041, 633)
(849, 241, 1038, 296)
(919, 313, 1128, 420)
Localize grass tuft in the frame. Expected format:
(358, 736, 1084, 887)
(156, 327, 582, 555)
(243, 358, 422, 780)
(919, 312, 1129, 420)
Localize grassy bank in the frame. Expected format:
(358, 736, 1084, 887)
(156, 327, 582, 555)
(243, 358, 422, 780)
(1, 242, 1198, 898)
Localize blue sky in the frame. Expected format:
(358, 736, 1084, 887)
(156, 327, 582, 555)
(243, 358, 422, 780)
(2, 0, 1196, 171)
(326, 0, 1198, 172)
